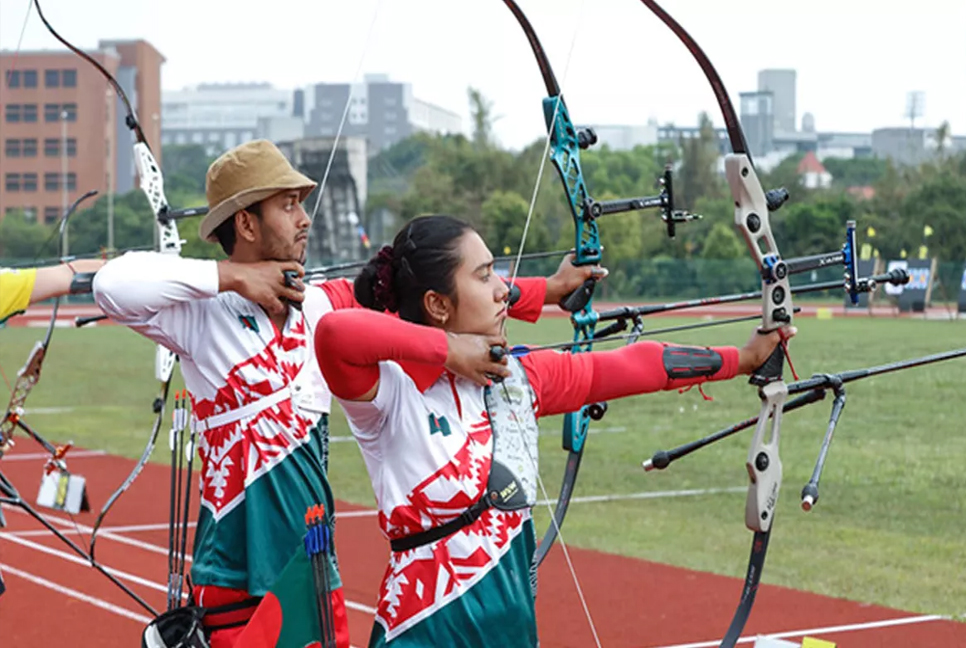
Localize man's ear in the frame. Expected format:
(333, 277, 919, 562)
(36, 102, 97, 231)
(423, 290, 453, 326)
(235, 210, 258, 244)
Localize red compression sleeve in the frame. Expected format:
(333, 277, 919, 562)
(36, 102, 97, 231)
(315, 310, 449, 400)
(522, 342, 740, 418)
(318, 278, 360, 310)
(507, 277, 546, 323)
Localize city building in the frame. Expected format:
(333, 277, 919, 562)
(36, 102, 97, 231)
(797, 151, 832, 189)
(305, 74, 462, 154)
(580, 122, 658, 150)
(0, 40, 163, 224)
(738, 90, 775, 159)
(758, 69, 797, 135)
(160, 83, 293, 156)
(276, 136, 369, 264)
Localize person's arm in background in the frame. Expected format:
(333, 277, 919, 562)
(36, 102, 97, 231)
(29, 259, 106, 303)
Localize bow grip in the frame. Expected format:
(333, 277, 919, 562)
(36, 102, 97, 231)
(558, 277, 596, 314)
(749, 338, 784, 387)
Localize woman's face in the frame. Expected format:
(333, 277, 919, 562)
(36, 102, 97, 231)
(438, 231, 509, 336)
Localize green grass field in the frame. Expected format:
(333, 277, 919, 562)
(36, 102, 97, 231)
(2, 314, 965, 620)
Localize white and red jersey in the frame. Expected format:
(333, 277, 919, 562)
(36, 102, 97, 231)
(340, 360, 535, 643)
(93, 252, 340, 595)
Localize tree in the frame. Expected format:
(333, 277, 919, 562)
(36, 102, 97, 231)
(701, 222, 744, 259)
(482, 190, 551, 254)
(0, 210, 51, 260)
(162, 144, 215, 194)
(468, 87, 496, 150)
(676, 112, 724, 208)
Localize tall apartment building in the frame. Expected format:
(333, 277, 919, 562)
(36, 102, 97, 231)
(305, 74, 462, 154)
(161, 83, 295, 156)
(739, 90, 776, 158)
(0, 41, 163, 224)
(757, 69, 797, 135)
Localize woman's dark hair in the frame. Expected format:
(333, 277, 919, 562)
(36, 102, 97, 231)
(213, 201, 262, 255)
(354, 215, 474, 324)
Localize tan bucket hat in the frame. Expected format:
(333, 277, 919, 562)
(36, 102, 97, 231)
(199, 139, 317, 242)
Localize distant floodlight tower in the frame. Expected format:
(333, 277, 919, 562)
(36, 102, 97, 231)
(905, 91, 925, 129)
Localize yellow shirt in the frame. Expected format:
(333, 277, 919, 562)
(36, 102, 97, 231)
(0, 267, 37, 322)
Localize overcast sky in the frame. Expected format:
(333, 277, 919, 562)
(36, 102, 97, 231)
(2, 0, 964, 150)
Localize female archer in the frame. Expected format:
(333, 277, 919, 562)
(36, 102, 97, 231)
(314, 214, 793, 648)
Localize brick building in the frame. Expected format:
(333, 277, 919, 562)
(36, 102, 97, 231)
(0, 40, 163, 225)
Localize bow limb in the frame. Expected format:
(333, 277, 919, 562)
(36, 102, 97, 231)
(502, 0, 698, 571)
(500, 0, 599, 577)
(639, 3, 792, 645)
(1, 191, 99, 459)
(32, 0, 184, 560)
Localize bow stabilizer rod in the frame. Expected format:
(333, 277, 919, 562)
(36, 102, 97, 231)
(644, 347, 966, 509)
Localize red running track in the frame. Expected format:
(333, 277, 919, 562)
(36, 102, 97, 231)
(0, 448, 962, 647)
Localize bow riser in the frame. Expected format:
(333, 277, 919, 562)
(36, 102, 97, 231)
(134, 144, 170, 218)
(744, 382, 786, 533)
(542, 97, 601, 266)
(725, 156, 792, 332)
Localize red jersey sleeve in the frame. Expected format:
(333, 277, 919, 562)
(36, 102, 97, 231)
(507, 277, 546, 323)
(317, 278, 360, 310)
(315, 309, 448, 400)
(521, 343, 740, 418)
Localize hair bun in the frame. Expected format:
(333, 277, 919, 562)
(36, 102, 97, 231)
(372, 245, 398, 313)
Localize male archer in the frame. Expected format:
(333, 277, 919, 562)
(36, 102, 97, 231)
(93, 139, 603, 647)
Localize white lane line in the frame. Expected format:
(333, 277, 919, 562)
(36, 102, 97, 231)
(1, 504, 192, 563)
(2, 449, 107, 461)
(0, 514, 378, 617)
(0, 563, 152, 624)
(100, 521, 196, 533)
(655, 613, 949, 648)
(0, 532, 168, 594)
(334, 487, 745, 519)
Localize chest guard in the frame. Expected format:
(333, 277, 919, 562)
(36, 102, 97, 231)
(483, 355, 539, 511)
(389, 357, 540, 553)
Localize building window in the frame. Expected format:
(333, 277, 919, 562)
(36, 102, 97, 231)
(23, 104, 38, 123)
(22, 173, 38, 192)
(45, 103, 61, 122)
(45, 69, 60, 88)
(5, 70, 19, 88)
(5, 104, 21, 123)
(44, 173, 59, 191)
(22, 139, 37, 157)
(62, 69, 77, 88)
(67, 139, 76, 156)
(5, 174, 21, 192)
(5, 139, 21, 157)
(44, 138, 59, 156)
(67, 173, 76, 191)
(63, 104, 77, 121)
(23, 70, 37, 88)
(44, 207, 60, 223)
(191, 132, 203, 144)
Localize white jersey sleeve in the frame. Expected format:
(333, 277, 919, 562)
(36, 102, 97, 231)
(93, 251, 219, 359)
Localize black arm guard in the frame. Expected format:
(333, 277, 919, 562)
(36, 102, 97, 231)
(68, 272, 96, 295)
(663, 346, 723, 379)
